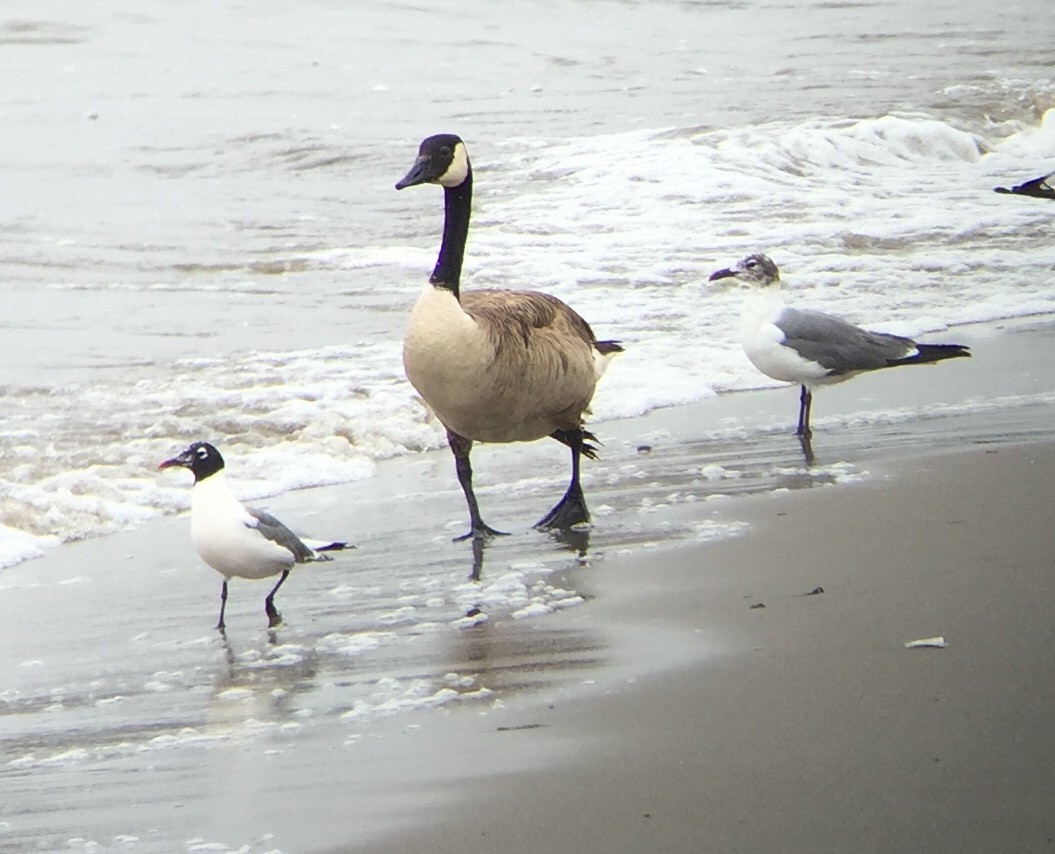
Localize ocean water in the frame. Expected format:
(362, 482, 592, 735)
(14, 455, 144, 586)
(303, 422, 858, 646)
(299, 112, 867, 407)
(1, 0, 1053, 568)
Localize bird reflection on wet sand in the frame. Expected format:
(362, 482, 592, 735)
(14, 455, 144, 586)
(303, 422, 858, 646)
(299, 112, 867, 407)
(467, 526, 591, 584)
(799, 432, 816, 466)
(463, 527, 593, 625)
(209, 630, 322, 729)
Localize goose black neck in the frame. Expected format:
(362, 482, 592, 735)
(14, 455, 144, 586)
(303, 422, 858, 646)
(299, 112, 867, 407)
(430, 166, 472, 298)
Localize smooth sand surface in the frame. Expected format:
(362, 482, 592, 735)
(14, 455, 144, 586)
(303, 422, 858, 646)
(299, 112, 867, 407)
(363, 442, 1055, 854)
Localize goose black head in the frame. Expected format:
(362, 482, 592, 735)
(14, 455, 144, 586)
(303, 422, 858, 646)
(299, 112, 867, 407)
(395, 133, 471, 190)
(159, 441, 225, 483)
(708, 253, 781, 288)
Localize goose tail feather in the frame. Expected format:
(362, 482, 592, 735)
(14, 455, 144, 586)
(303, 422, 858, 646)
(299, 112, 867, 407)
(592, 339, 624, 381)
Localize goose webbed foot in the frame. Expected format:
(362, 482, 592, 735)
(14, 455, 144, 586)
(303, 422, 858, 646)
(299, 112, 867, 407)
(453, 522, 509, 543)
(551, 428, 601, 460)
(538, 427, 592, 530)
(535, 482, 590, 531)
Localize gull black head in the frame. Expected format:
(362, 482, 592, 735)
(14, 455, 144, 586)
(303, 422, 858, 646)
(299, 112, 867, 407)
(395, 133, 471, 191)
(708, 253, 781, 288)
(158, 441, 225, 483)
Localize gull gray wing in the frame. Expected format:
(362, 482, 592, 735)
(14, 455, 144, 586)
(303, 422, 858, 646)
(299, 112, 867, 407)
(246, 507, 319, 563)
(776, 307, 916, 375)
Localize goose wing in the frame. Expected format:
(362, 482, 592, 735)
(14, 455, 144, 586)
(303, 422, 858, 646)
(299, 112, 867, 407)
(462, 289, 598, 353)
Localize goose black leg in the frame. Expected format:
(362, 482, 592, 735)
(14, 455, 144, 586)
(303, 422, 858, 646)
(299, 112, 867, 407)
(796, 385, 813, 438)
(536, 427, 590, 530)
(217, 579, 229, 632)
(264, 569, 290, 628)
(447, 429, 507, 541)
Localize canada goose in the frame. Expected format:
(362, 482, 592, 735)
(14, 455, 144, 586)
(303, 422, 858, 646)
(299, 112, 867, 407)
(994, 171, 1055, 200)
(395, 133, 622, 540)
(159, 442, 349, 630)
(709, 253, 971, 438)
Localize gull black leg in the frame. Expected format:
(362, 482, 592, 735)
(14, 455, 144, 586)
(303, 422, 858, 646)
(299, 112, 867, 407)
(796, 385, 814, 437)
(447, 428, 507, 542)
(536, 427, 590, 530)
(264, 569, 290, 628)
(217, 579, 229, 632)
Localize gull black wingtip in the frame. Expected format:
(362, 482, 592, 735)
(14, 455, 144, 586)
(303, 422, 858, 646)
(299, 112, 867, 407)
(316, 541, 354, 552)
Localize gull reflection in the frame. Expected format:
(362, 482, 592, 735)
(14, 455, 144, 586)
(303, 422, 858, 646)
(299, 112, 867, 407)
(799, 432, 816, 466)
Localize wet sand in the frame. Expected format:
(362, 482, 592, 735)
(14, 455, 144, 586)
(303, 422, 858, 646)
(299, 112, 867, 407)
(2, 318, 1055, 852)
(362, 440, 1055, 854)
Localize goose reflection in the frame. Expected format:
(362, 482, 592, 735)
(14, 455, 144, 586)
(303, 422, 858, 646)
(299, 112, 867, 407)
(461, 527, 593, 627)
(466, 526, 592, 583)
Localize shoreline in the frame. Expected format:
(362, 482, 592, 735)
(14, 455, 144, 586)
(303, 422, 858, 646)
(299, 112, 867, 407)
(0, 311, 1049, 577)
(1, 318, 1053, 852)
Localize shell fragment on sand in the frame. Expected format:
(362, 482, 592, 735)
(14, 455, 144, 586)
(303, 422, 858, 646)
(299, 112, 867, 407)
(904, 636, 947, 649)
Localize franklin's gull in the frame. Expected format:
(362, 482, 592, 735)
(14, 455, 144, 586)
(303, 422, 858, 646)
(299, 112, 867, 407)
(159, 442, 349, 630)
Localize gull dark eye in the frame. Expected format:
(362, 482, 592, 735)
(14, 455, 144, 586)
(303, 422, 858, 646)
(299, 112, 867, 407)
(439, 146, 451, 157)
(196, 447, 209, 459)
(745, 259, 757, 269)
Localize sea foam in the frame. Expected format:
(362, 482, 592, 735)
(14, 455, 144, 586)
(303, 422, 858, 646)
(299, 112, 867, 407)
(1, 112, 1053, 567)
